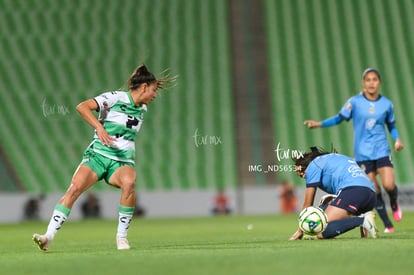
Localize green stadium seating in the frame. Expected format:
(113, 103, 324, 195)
(0, 0, 237, 193)
(3, 0, 413, 194)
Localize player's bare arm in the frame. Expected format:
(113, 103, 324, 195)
(76, 99, 115, 146)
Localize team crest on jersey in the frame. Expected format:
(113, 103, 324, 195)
(346, 103, 352, 110)
(365, 118, 376, 129)
(103, 101, 109, 109)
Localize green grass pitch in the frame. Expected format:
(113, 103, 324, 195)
(2, 213, 414, 275)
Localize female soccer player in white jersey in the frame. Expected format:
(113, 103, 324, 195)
(303, 68, 404, 233)
(33, 64, 175, 251)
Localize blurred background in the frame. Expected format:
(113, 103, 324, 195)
(1, 0, 413, 222)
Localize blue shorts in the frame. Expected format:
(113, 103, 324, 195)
(330, 186, 376, 215)
(357, 156, 393, 174)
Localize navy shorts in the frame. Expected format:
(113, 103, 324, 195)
(330, 186, 376, 215)
(357, 156, 393, 174)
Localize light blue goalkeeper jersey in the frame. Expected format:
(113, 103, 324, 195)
(306, 153, 375, 194)
(339, 93, 396, 161)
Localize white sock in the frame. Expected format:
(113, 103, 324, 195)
(117, 213, 133, 238)
(45, 204, 71, 240)
(117, 205, 135, 238)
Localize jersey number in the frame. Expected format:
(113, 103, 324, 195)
(114, 116, 140, 139)
(126, 115, 139, 128)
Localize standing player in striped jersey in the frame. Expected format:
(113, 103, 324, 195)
(304, 68, 404, 233)
(33, 64, 175, 251)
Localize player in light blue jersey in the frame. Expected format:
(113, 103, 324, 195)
(304, 68, 404, 233)
(33, 64, 176, 251)
(289, 147, 378, 240)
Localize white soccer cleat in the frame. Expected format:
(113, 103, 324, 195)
(32, 233, 50, 251)
(362, 211, 379, 239)
(116, 237, 130, 250)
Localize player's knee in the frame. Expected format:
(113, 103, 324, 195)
(121, 177, 136, 192)
(382, 181, 395, 191)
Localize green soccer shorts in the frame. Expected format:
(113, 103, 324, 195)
(80, 146, 134, 184)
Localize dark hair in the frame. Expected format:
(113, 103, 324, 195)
(292, 146, 331, 172)
(127, 64, 178, 91)
(362, 68, 381, 81)
(127, 64, 157, 90)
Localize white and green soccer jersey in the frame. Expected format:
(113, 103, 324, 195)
(90, 91, 147, 164)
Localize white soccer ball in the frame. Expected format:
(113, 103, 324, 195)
(298, 206, 328, 235)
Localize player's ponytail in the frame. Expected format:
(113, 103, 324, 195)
(128, 64, 157, 90)
(127, 64, 178, 91)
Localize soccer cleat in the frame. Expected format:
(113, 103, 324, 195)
(384, 227, 395, 233)
(361, 211, 379, 239)
(32, 233, 50, 251)
(116, 237, 130, 250)
(392, 204, 402, 222)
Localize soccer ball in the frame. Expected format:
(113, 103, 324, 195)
(298, 206, 328, 235)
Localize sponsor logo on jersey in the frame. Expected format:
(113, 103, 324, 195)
(365, 118, 376, 129)
(369, 102, 375, 114)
